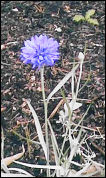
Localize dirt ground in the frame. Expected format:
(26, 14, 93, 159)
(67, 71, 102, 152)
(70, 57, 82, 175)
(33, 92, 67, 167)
(1, 1, 105, 177)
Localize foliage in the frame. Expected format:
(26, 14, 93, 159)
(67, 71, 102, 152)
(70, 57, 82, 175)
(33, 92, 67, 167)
(73, 9, 99, 26)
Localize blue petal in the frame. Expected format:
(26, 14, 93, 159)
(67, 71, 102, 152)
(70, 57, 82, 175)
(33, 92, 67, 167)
(20, 34, 59, 69)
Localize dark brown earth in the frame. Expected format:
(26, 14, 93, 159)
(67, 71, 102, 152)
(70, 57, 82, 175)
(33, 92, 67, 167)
(1, 1, 105, 177)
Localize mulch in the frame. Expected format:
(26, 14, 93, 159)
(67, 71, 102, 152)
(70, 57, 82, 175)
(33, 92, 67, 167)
(1, 1, 105, 176)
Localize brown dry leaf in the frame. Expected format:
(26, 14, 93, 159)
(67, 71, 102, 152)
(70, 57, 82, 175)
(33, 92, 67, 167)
(1, 145, 25, 166)
(34, 4, 45, 13)
(64, 5, 71, 13)
(82, 163, 102, 176)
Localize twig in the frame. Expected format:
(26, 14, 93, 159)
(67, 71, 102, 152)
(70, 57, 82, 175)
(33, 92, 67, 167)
(1, 62, 11, 66)
(89, 139, 105, 156)
(48, 99, 64, 119)
(6, 41, 18, 45)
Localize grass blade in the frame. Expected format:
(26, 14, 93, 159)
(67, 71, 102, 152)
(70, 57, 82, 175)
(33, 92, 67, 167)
(47, 64, 79, 103)
(26, 99, 47, 160)
(14, 161, 63, 170)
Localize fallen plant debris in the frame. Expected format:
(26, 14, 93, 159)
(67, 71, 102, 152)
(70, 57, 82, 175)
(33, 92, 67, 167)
(1, 145, 25, 166)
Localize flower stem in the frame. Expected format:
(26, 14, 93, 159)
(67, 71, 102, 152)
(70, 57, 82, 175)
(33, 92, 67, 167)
(40, 67, 49, 176)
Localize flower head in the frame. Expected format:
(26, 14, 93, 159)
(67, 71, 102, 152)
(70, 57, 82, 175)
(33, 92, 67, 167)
(78, 52, 84, 61)
(20, 35, 59, 69)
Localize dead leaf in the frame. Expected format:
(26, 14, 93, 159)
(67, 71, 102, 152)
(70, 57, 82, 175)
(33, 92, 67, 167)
(34, 4, 45, 13)
(1, 145, 25, 166)
(82, 163, 102, 175)
(64, 5, 71, 13)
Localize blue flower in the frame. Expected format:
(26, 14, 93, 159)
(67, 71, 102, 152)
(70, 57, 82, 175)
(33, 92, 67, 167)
(20, 35, 59, 69)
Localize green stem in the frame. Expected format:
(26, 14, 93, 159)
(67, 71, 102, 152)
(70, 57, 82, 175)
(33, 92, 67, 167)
(40, 67, 49, 177)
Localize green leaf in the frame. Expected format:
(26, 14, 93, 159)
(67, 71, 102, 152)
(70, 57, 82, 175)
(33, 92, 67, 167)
(87, 18, 99, 25)
(85, 9, 95, 20)
(73, 15, 85, 22)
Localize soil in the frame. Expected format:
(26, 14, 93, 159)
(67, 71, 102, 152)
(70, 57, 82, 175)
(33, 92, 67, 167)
(1, 1, 105, 177)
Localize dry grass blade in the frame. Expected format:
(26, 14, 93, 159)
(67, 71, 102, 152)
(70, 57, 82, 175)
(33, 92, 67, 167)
(48, 120, 59, 156)
(1, 173, 33, 177)
(14, 160, 63, 170)
(26, 99, 47, 160)
(1, 145, 25, 166)
(8, 168, 33, 177)
(47, 64, 79, 103)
